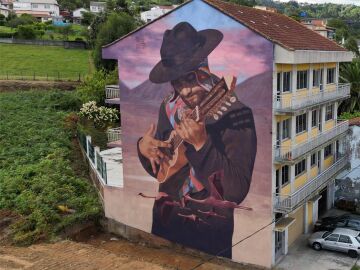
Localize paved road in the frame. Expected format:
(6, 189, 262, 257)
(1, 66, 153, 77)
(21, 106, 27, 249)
(276, 235, 358, 270)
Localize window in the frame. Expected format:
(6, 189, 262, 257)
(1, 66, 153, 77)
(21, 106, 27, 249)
(311, 109, 318, 127)
(283, 72, 291, 92)
(324, 144, 333, 158)
(281, 165, 289, 185)
(295, 159, 306, 177)
(338, 235, 352, 244)
(325, 104, 333, 121)
(297, 70, 308, 89)
(296, 113, 307, 134)
(311, 153, 317, 167)
(325, 234, 339, 242)
(32, 3, 38, 8)
(277, 73, 281, 93)
(277, 72, 292, 93)
(282, 119, 290, 140)
(313, 69, 321, 87)
(44, 4, 50, 8)
(327, 68, 335, 84)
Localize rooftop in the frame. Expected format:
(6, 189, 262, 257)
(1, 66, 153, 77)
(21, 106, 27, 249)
(203, 0, 346, 52)
(90, 1, 106, 7)
(18, 0, 58, 4)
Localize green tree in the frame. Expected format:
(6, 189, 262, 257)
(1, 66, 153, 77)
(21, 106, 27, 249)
(58, 25, 74, 40)
(345, 37, 360, 57)
(17, 25, 37, 39)
(6, 13, 35, 28)
(81, 11, 95, 25)
(339, 60, 360, 113)
(93, 12, 135, 70)
(0, 14, 5, 26)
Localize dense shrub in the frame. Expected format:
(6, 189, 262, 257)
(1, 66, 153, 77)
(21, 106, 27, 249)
(0, 32, 15, 38)
(16, 25, 37, 39)
(0, 90, 102, 245)
(46, 91, 82, 111)
(76, 70, 107, 105)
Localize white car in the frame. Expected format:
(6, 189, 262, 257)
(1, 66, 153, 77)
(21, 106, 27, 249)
(308, 228, 360, 258)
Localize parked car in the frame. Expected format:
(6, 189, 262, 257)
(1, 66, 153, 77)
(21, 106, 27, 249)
(314, 214, 360, 232)
(308, 228, 360, 258)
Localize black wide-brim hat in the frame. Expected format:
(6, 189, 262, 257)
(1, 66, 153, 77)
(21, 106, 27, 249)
(149, 22, 223, 84)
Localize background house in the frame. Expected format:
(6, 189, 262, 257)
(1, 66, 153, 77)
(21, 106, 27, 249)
(72, 7, 88, 24)
(13, 0, 60, 21)
(0, 0, 14, 10)
(90, 1, 105, 13)
(140, 5, 177, 22)
(101, 0, 353, 268)
(0, 4, 10, 17)
(301, 18, 335, 40)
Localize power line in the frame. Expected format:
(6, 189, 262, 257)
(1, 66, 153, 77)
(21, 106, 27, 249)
(190, 161, 360, 270)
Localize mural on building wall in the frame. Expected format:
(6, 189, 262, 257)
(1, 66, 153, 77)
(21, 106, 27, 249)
(103, 0, 274, 262)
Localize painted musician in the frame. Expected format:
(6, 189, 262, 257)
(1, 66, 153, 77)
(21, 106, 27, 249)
(137, 22, 257, 258)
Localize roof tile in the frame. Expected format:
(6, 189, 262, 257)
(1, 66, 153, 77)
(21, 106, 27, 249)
(203, 0, 346, 51)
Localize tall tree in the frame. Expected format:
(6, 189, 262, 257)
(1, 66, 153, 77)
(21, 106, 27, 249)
(93, 12, 136, 70)
(339, 60, 360, 113)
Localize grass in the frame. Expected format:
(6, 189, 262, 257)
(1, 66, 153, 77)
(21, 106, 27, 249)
(0, 26, 16, 34)
(0, 43, 91, 81)
(0, 90, 102, 245)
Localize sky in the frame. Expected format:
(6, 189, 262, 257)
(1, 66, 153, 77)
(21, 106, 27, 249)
(277, 0, 360, 5)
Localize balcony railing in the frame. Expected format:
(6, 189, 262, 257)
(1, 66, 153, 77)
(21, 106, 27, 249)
(274, 120, 349, 161)
(107, 127, 121, 143)
(273, 156, 349, 212)
(274, 83, 350, 113)
(105, 85, 120, 99)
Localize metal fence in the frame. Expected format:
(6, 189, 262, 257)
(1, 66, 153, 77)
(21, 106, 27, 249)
(0, 70, 84, 82)
(107, 127, 121, 143)
(77, 130, 108, 184)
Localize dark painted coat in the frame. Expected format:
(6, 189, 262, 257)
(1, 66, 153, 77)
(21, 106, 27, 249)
(138, 95, 257, 258)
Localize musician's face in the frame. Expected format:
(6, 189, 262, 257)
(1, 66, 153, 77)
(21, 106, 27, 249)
(171, 69, 212, 108)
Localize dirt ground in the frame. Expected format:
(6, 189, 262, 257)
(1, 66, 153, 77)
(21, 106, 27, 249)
(0, 210, 259, 270)
(0, 232, 261, 270)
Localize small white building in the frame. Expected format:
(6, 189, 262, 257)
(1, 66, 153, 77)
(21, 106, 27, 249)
(72, 7, 88, 24)
(0, 0, 14, 10)
(13, 0, 60, 21)
(0, 5, 10, 17)
(90, 1, 105, 13)
(140, 5, 176, 23)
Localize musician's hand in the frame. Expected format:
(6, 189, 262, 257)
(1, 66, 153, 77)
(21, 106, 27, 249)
(175, 118, 207, 151)
(139, 124, 171, 174)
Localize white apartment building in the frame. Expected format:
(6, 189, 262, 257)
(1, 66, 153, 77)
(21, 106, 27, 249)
(13, 0, 59, 21)
(90, 1, 105, 13)
(140, 5, 176, 23)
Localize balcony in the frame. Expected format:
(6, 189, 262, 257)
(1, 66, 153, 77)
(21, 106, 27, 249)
(273, 156, 349, 212)
(107, 127, 122, 148)
(275, 120, 349, 162)
(274, 83, 350, 113)
(105, 85, 120, 105)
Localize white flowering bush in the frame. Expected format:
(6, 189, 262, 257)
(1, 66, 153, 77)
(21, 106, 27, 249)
(79, 101, 119, 127)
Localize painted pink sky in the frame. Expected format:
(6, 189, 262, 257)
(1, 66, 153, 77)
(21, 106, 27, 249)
(110, 19, 272, 89)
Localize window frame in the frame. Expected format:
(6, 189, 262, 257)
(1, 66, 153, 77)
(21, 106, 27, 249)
(277, 71, 292, 93)
(324, 144, 333, 158)
(311, 153, 317, 167)
(311, 109, 318, 128)
(295, 159, 306, 177)
(325, 104, 333, 121)
(297, 70, 308, 90)
(327, 68, 336, 84)
(296, 113, 307, 134)
(282, 119, 290, 140)
(281, 165, 289, 186)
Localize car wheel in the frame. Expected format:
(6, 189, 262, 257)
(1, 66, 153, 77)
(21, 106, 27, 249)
(312, 242, 322, 251)
(348, 250, 358, 258)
